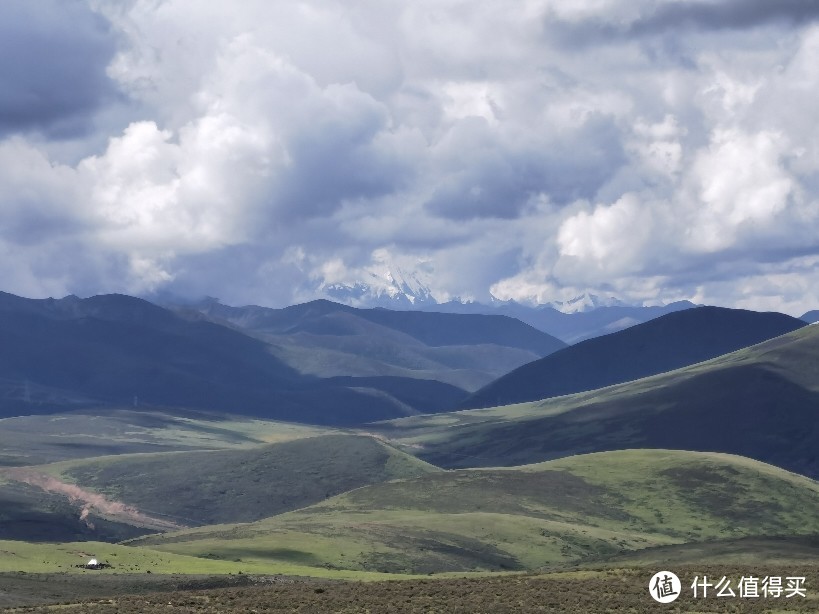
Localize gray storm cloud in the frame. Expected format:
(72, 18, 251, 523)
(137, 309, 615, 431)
(632, 0, 819, 34)
(0, 0, 118, 138)
(1, 0, 819, 314)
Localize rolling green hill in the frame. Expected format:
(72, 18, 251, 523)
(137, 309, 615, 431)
(375, 324, 819, 476)
(0, 434, 439, 543)
(0, 539, 387, 579)
(461, 306, 807, 409)
(593, 535, 819, 567)
(0, 410, 338, 542)
(131, 449, 819, 574)
(0, 408, 335, 466)
(47, 434, 440, 527)
(0, 478, 153, 543)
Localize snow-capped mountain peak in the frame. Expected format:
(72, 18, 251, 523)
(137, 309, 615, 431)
(545, 293, 628, 314)
(322, 264, 436, 308)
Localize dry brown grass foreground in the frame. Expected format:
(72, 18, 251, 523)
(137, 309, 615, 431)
(3, 566, 819, 614)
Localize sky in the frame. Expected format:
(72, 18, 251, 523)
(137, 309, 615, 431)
(2, 0, 819, 314)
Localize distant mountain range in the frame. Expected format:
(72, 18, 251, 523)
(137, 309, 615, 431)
(3, 287, 815, 431)
(323, 272, 631, 314)
(802, 310, 819, 323)
(189, 297, 562, 355)
(417, 298, 699, 343)
(0, 292, 311, 420)
(461, 306, 808, 409)
(314, 264, 705, 342)
(283, 274, 819, 343)
(0, 291, 563, 424)
(182, 297, 565, 392)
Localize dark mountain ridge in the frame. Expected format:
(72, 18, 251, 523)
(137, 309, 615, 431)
(418, 298, 698, 342)
(0, 292, 563, 424)
(801, 310, 819, 323)
(189, 298, 565, 356)
(179, 297, 566, 392)
(379, 324, 819, 478)
(0, 293, 308, 417)
(461, 306, 807, 409)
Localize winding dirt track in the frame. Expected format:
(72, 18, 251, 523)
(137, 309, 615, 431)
(1, 467, 185, 532)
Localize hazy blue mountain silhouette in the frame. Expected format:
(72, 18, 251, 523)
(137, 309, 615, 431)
(801, 310, 819, 323)
(419, 299, 697, 342)
(190, 298, 565, 356)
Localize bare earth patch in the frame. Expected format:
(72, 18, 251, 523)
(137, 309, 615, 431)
(0, 468, 184, 533)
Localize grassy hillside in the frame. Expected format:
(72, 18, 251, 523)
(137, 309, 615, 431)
(46, 434, 440, 527)
(0, 292, 569, 422)
(193, 298, 566, 355)
(0, 409, 345, 542)
(266, 331, 540, 392)
(190, 299, 566, 393)
(595, 535, 819, 567)
(0, 540, 389, 580)
(0, 479, 154, 543)
(131, 450, 819, 574)
(461, 306, 806, 409)
(0, 408, 335, 466)
(376, 325, 819, 476)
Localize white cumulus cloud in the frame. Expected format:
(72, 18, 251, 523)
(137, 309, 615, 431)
(1, 0, 819, 314)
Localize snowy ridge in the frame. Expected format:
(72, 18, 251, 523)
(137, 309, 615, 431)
(545, 293, 629, 314)
(322, 265, 437, 308)
(323, 275, 628, 316)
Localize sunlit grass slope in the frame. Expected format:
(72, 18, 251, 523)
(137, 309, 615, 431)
(46, 434, 440, 526)
(0, 540, 391, 579)
(131, 449, 819, 574)
(0, 408, 336, 466)
(374, 325, 819, 476)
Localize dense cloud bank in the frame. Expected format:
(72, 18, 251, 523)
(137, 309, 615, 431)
(2, 0, 819, 314)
